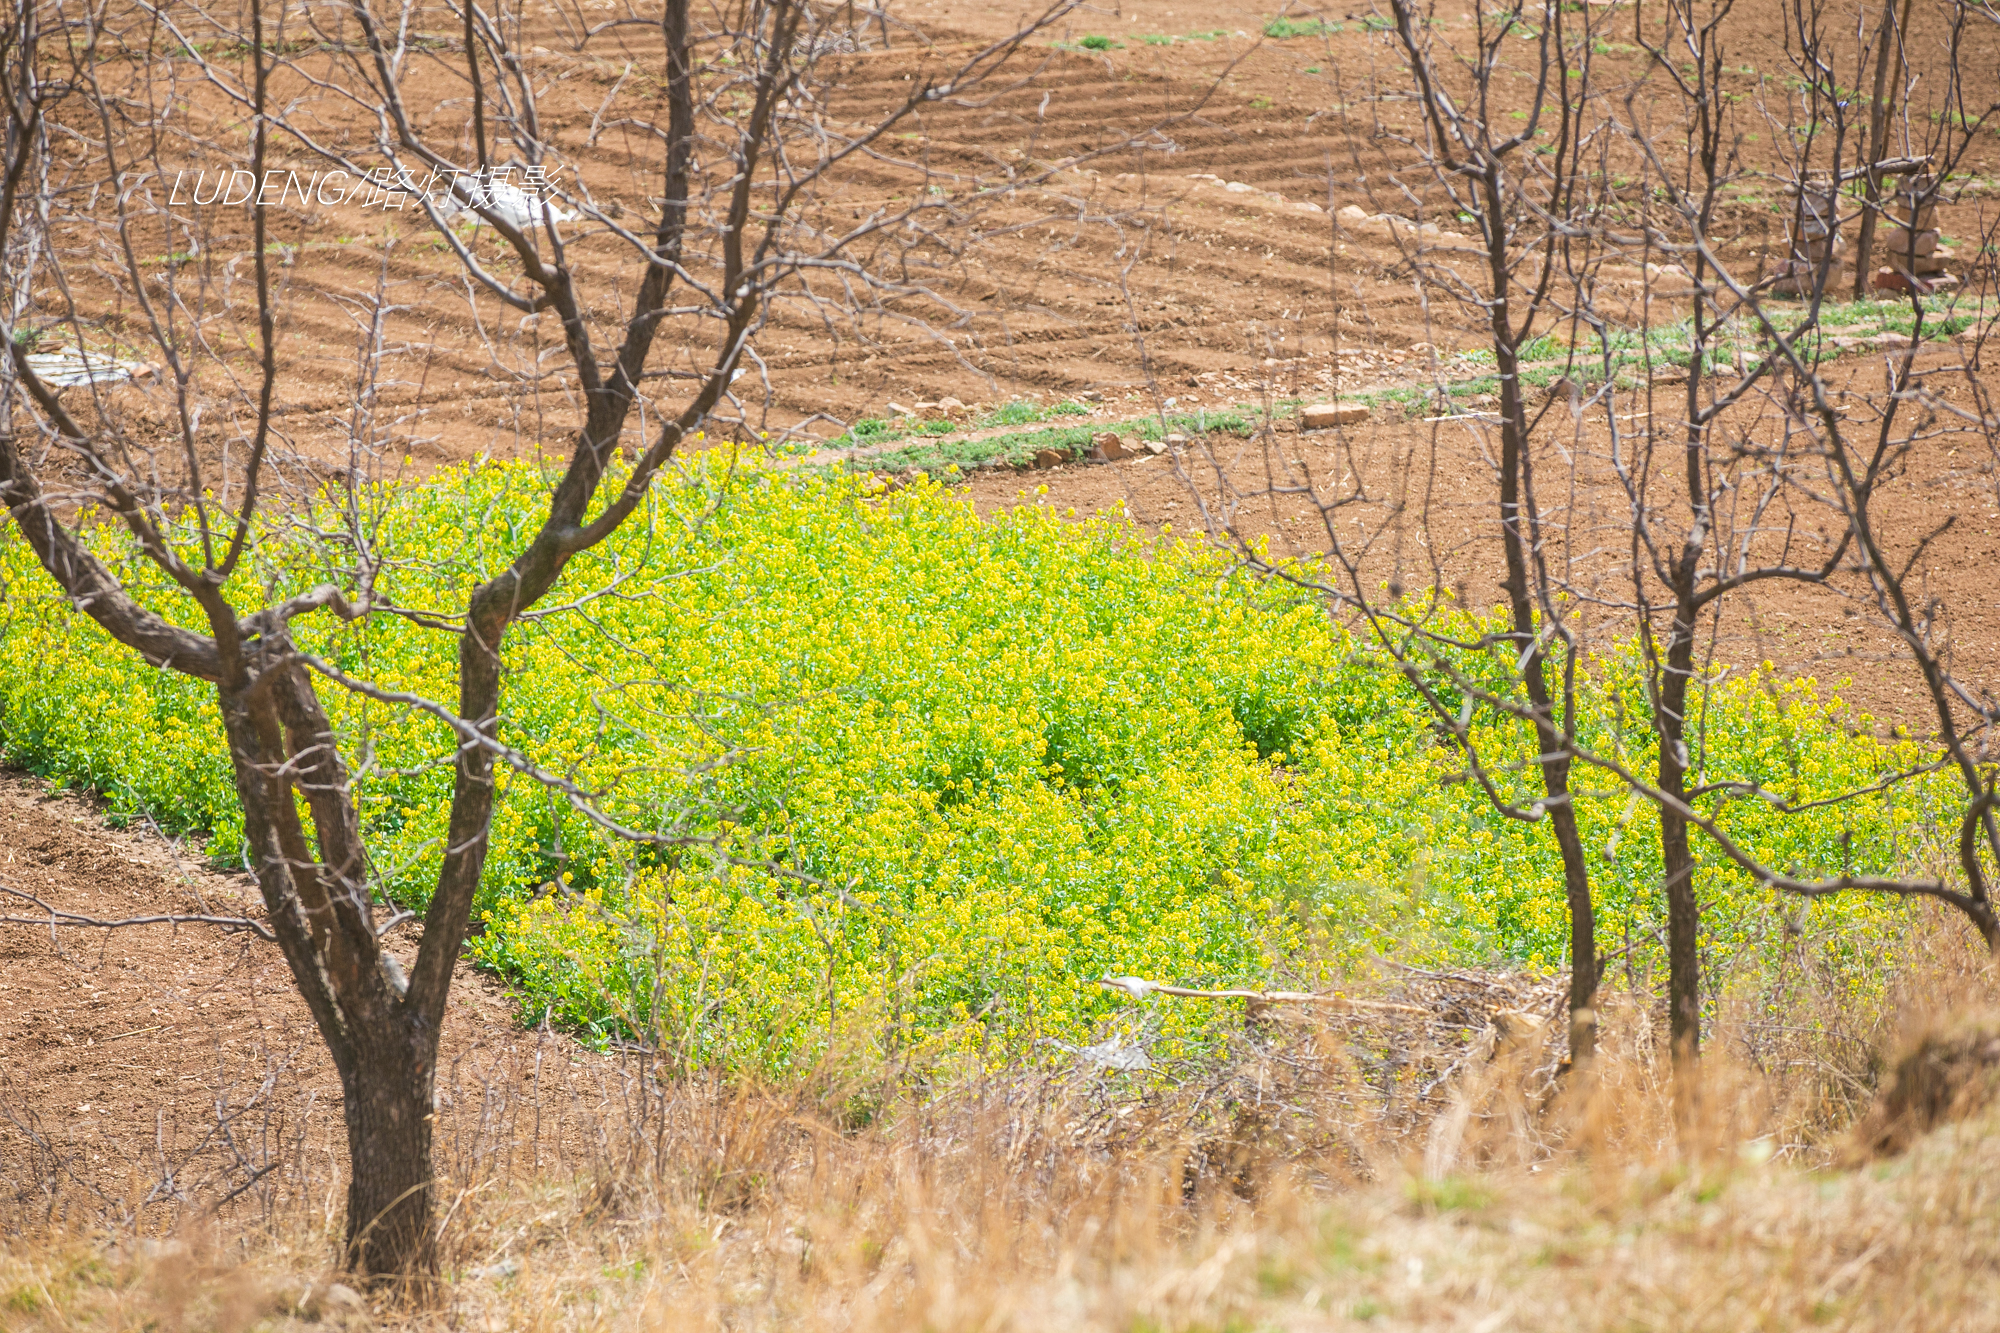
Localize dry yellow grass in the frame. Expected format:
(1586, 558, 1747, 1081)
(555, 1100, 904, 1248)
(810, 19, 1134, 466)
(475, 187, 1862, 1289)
(6, 926, 2000, 1332)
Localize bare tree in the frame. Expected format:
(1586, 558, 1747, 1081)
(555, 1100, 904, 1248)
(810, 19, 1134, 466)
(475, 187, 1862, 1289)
(1377, 0, 1614, 1065)
(1593, 0, 2000, 1052)
(1189, 0, 2000, 1098)
(1593, 0, 1870, 1082)
(0, 0, 1089, 1276)
(1500, 0, 2000, 1054)
(1184, 0, 1618, 1067)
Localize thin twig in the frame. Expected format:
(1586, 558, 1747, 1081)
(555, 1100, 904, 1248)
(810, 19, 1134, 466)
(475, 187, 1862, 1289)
(0, 883, 276, 943)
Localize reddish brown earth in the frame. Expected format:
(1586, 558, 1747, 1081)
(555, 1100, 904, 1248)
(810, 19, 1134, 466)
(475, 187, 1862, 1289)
(33, 0, 1994, 723)
(0, 773, 607, 1232)
(7, 0, 2000, 1226)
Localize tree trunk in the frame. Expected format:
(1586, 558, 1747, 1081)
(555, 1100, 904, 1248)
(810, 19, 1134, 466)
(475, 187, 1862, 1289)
(1657, 607, 1702, 1101)
(1495, 341, 1599, 1065)
(215, 660, 445, 1277)
(340, 1032, 438, 1275)
(1551, 798, 1599, 1063)
(1851, 0, 1914, 299)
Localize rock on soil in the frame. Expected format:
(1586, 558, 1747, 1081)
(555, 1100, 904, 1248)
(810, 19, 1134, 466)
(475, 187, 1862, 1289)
(1301, 402, 1370, 430)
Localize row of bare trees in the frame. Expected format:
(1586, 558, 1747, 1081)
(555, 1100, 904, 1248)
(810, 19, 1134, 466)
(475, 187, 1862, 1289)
(1203, 0, 2000, 1114)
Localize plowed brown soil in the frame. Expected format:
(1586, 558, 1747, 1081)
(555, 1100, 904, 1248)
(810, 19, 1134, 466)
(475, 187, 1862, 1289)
(0, 772, 605, 1231)
(35, 0, 1993, 724)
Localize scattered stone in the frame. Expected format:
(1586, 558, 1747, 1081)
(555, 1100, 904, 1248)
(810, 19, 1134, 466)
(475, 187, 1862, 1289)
(1033, 448, 1067, 469)
(1088, 431, 1130, 461)
(1885, 177, 1940, 233)
(1832, 331, 1914, 351)
(300, 1280, 369, 1323)
(1908, 248, 1954, 275)
(1871, 267, 1959, 295)
(1767, 185, 1847, 296)
(1875, 226, 1939, 258)
(1300, 401, 1369, 430)
(913, 396, 971, 420)
(1079, 389, 1104, 402)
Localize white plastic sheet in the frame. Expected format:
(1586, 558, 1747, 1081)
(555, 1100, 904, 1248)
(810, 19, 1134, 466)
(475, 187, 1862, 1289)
(19, 349, 144, 387)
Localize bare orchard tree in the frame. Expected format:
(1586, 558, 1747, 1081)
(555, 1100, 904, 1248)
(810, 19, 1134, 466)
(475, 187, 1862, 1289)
(1594, 0, 2000, 995)
(1590, 0, 1874, 1081)
(1375, 0, 1616, 1067)
(1187, 0, 1619, 1066)
(1474, 0, 2000, 1033)
(1611, 0, 2000, 948)
(0, 0, 1089, 1276)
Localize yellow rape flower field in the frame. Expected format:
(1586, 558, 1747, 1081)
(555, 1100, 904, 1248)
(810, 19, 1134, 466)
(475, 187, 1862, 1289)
(0, 456, 1951, 1077)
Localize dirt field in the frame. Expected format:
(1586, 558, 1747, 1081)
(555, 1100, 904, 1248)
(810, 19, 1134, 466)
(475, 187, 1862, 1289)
(0, 770, 617, 1233)
(27, 0, 1999, 725)
(8, 0, 2000, 1252)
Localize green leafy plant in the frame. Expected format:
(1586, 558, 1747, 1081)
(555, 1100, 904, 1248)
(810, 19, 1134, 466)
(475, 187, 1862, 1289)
(0, 461, 1943, 1082)
(1265, 16, 1334, 38)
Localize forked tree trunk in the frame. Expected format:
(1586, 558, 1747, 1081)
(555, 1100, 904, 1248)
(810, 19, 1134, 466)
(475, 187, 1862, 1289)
(216, 657, 447, 1275)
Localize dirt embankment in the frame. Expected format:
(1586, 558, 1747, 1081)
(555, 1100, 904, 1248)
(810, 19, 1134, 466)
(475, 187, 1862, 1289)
(0, 772, 608, 1232)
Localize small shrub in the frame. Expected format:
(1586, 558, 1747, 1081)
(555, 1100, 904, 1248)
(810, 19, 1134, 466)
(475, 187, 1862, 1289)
(1264, 17, 1333, 39)
(985, 400, 1045, 427)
